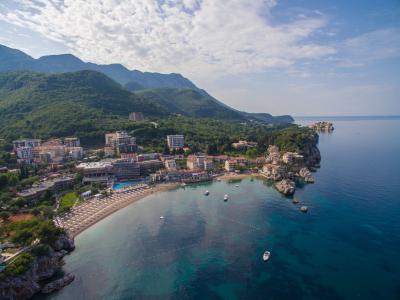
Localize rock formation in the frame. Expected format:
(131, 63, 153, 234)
(299, 167, 315, 183)
(275, 179, 296, 195)
(0, 235, 74, 300)
(41, 273, 75, 294)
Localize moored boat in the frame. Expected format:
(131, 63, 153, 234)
(204, 190, 210, 196)
(263, 250, 271, 261)
(300, 206, 308, 213)
(224, 194, 229, 201)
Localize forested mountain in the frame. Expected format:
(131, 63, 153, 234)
(0, 44, 293, 124)
(133, 88, 244, 119)
(0, 44, 201, 89)
(0, 70, 167, 143)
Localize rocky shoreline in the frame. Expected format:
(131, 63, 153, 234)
(0, 235, 75, 300)
(260, 141, 321, 196)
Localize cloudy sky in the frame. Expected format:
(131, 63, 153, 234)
(0, 0, 399, 116)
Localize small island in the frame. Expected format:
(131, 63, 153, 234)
(308, 121, 334, 132)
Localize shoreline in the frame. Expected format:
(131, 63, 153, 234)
(217, 172, 263, 181)
(58, 183, 180, 238)
(61, 174, 259, 239)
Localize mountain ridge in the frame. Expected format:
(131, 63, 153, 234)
(0, 44, 293, 124)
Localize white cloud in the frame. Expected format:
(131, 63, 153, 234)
(0, 0, 335, 78)
(340, 28, 400, 66)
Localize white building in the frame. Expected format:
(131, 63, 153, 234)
(76, 161, 114, 183)
(105, 131, 136, 154)
(225, 160, 236, 172)
(12, 139, 41, 151)
(64, 137, 80, 147)
(282, 152, 303, 164)
(67, 147, 84, 160)
(16, 146, 33, 163)
(187, 154, 206, 170)
(164, 159, 177, 170)
(167, 135, 184, 150)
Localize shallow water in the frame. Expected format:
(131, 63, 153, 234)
(43, 117, 400, 300)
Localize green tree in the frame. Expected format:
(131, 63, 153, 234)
(0, 211, 10, 222)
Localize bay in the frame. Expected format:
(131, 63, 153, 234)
(43, 117, 400, 300)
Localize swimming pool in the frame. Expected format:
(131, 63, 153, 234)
(112, 182, 134, 189)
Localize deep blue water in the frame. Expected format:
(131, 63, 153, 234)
(45, 117, 400, 300)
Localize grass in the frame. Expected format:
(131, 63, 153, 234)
(59, 192, 78, 211)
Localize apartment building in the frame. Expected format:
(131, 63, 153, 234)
(167, 135, 184, 150)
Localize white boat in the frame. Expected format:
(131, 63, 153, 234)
(204, 190, 210, 196)
(224, 194, 229, 201)
(263, 250, 271, 261)
(300, 206, 308, 213)
(160, 216, 164, 219)
(217, 178, 221, 182)
(181, 183, 186, 187)
(235, 184, 239, 187)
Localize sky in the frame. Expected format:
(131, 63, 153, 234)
(0, 0, 399, 116)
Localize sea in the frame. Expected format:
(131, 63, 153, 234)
(42, 116, 400, 300)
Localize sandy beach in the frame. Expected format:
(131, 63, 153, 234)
(55, 174, 261, 238)
(55, 183, 180, 238)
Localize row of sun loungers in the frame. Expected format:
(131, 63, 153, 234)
(54, 184, 152, 236)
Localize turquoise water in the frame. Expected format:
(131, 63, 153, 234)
(45, 118, 400, 299)
(112, 182, 134, 189)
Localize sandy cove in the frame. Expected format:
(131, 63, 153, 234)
(55, 183, 180, 238)
(56, 174, 260, 238)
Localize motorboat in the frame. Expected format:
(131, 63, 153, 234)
(300, 206, 308, 213)
(224, 194, 229, 201)
(263, 250, 271, 261)
(181, 183, 186, 187)
(235, 184, 239, 187)
(160, 216, 164, 219)
(204, 190, 210, 196)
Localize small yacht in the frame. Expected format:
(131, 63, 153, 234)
(204, 190, 210, 196)
(235, 184, 239, 187)
(160, 216, 164, 219)
(263, 250, 271, 261)
(224, 194, 229, 201)
(300, 206, 308, 213)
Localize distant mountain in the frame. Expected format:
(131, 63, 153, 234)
(0, 44, 293, 124)
(0, 44, 200, 89)
(133, 88, 244, 120)
(128, 85, 293, 123)
(0, 70, 167, 143)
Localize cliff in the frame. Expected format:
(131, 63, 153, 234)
(0, 235, 74, 300)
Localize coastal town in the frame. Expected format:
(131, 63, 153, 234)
(0, 122, 327, 297)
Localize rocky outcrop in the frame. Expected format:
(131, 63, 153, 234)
(52, 235, 75, 252)
(0, 235, 74, 300)
(302, 144, 321, 167)
(299, 167, 315, 183)
(41, 273, 74, 294)
(275, 179, 296, 195)
(308, 122, 334, 132)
